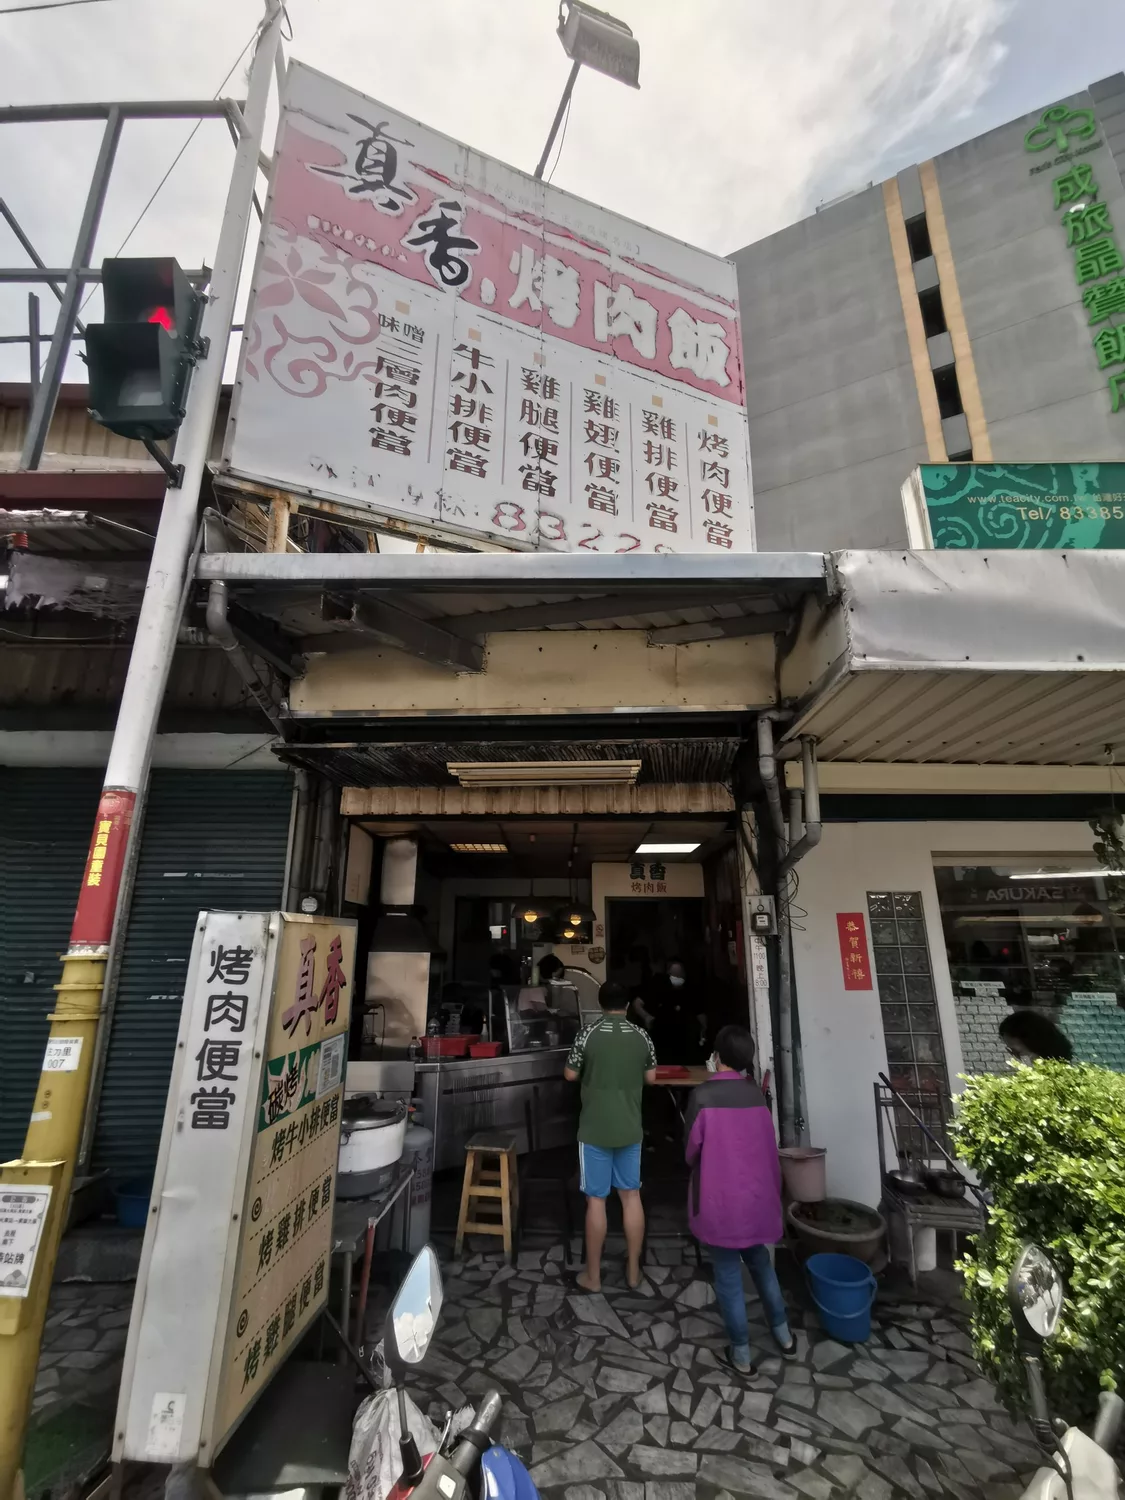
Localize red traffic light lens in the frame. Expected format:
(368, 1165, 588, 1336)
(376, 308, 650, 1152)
(147, 306, 174, 332)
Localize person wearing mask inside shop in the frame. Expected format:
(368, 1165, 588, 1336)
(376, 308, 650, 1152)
(999, 1008, 1073, 1063)
(648, 959, 706, 1064)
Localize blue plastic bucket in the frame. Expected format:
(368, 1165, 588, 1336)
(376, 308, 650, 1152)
(806, 1252, 878, 1343)
(113, 1179, 152, 1228)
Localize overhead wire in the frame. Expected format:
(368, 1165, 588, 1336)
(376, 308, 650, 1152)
(545, 91, 573, 185)
(77, 11, 267, 315)
(0, 0, 113, 13)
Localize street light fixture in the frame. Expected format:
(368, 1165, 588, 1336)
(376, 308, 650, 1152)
(534, 0, 640, 180)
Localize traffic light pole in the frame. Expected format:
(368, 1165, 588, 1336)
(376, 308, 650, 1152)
(0, 7, 285, 1496)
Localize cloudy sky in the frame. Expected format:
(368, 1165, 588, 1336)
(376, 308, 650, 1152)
(0, 0, 1120, 378)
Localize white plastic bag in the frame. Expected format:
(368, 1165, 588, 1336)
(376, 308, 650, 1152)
(345, 1387, 439, 1500)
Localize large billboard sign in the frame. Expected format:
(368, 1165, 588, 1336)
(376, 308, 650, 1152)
(903, 461, 1125, 548)
(222, 62, 754, 553)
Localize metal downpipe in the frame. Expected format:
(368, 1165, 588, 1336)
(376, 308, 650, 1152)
(756, 715, 786, 842)
(206, 579, 284, 734)
(285, 769, 313, 911)
(780, 737, 823, 877)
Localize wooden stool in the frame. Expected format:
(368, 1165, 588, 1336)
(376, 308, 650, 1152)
(455, 1131, 519, 1260)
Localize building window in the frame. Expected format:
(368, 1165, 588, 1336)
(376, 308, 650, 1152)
(868, 890, 948, 1095)
(918, 286, 947, 338)
(934, 863, 1125, 1074)
(932, 363, 965, 419)
(904, 214, 933, 263)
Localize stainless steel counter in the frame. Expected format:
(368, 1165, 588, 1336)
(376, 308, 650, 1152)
(415, 1049, 576, 1173)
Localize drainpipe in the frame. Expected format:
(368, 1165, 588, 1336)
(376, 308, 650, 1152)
(780, 737, 822, 877)
(206, 579, 283, 734)
(308, 778, 336, 897)
(757, 722, 823, 1147)
(285, 769, 312, 911)
(756, 716, 786, 842)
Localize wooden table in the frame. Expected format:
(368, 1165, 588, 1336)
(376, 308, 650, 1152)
(649, 1066, 710, 1088)
(647, 1065, 709, 1130)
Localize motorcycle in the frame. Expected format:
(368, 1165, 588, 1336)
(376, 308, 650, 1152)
(381, 1245, 541, 1500)
(1011, 1242, 1123, 1500)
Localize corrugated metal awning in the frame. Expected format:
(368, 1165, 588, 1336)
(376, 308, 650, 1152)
(197, 550, 827, 672)
(782, 550, 1125, 765)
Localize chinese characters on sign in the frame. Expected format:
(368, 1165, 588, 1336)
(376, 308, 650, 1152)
(214, 918, 355, 1444)
(836, 913, 873, 992)
(114, 913, 355, 1466)
(0, 1186, 52, 1298)
(1024, 105, 1125, 413)
(225, 64, 754, 553)
(189, 940, 258, 1134)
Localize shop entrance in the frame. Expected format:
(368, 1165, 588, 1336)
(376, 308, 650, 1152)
(342, 808, 752, 1196)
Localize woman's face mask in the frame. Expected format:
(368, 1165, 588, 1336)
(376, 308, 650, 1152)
(669, 974, 685, 989)
(706, 1052, 719, 1073)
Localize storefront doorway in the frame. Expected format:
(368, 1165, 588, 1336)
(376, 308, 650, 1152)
(342, 809, 751, 1172)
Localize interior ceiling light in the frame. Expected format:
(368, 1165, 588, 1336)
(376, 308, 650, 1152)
(447, 760, 642, 787)
(635, 841, 701, 855)
(448, 842, 508, 854)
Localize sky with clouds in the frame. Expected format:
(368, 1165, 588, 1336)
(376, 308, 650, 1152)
(0, 0, 1121, 379)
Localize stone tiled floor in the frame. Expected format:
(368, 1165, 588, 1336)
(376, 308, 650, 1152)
(402, 1244, 1038, 1500)
(30, 1244, 1040, 1499)
(27, 1281, 134, 1495)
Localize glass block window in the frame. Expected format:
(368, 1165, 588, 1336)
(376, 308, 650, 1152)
(868, 891, 948, 1095)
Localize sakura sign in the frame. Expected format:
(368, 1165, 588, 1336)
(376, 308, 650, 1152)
(222, 62, 755, 553)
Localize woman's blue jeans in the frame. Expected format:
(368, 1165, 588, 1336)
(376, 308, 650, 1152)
(707, 1243, 789, 1360)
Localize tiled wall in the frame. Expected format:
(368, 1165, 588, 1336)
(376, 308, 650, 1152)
(1062, 994, 1125, 1072)
(955, 990, 1125, 1074)
(953, 990, 1010, 1075)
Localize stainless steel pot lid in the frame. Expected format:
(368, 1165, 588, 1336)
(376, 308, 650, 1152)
(341, 1095, 407, 1134)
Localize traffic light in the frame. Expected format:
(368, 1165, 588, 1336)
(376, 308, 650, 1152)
(86, 258, 207, 446)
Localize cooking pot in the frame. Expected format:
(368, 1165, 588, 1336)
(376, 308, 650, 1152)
(337, 1096, 408, 1199)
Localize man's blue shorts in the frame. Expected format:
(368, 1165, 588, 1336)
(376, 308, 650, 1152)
(578, 1141, 642, 1199)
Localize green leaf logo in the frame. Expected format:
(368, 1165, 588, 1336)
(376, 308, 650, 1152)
(1025, 105, 1097, 154)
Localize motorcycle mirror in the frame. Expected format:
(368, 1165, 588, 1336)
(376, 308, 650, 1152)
(385, 1244, 444, 1377)
(1007, 1242, 1064, 1343)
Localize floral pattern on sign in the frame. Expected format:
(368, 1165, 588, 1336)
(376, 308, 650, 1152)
(243, 227, 383, 398)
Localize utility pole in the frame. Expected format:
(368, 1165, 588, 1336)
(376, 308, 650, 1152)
(0, 7, 284, 1495)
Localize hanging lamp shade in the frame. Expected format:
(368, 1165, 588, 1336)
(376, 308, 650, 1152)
(556, 898, 596, 928)
(515, 880, 547, 926)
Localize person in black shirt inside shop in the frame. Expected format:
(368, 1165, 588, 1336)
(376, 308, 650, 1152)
(646, 958, 706, 1065)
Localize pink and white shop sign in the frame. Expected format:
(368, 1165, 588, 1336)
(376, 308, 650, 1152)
(222, 61, 755, 554)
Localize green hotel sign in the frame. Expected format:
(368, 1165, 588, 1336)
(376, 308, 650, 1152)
(1024, 105, 1125, 411)
(905, 462, 1125, 549)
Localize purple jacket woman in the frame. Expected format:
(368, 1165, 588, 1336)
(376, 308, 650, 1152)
(683, 1070, 783, 1248)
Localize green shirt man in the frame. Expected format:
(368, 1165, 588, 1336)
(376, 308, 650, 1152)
(564, 980, 656, 1292)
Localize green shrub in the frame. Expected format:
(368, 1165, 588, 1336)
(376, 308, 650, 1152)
(951, 1060, 1125, 1422)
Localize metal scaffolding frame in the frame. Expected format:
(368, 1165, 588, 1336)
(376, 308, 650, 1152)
(0, 98, 248, 470)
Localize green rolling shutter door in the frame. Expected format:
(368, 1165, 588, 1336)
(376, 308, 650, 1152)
(0, 769, 103, 1161)
(91, 770, 293, 1180)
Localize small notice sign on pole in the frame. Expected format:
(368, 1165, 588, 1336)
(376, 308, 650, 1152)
(0, 1185, 52, 1298)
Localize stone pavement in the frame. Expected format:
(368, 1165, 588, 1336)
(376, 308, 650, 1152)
(27, 1245, 1041, 1500)
(404, 1244, 1039, 1500)
(26, 1281, 134, 1497)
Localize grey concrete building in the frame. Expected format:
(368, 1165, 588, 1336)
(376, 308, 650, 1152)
(733, 73, 1125, 550)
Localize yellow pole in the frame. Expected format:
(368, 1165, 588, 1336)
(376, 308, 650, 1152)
(0, 955, 105, 1500)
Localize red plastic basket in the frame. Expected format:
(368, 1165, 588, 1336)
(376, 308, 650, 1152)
(421, 1034, 481, 1059)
